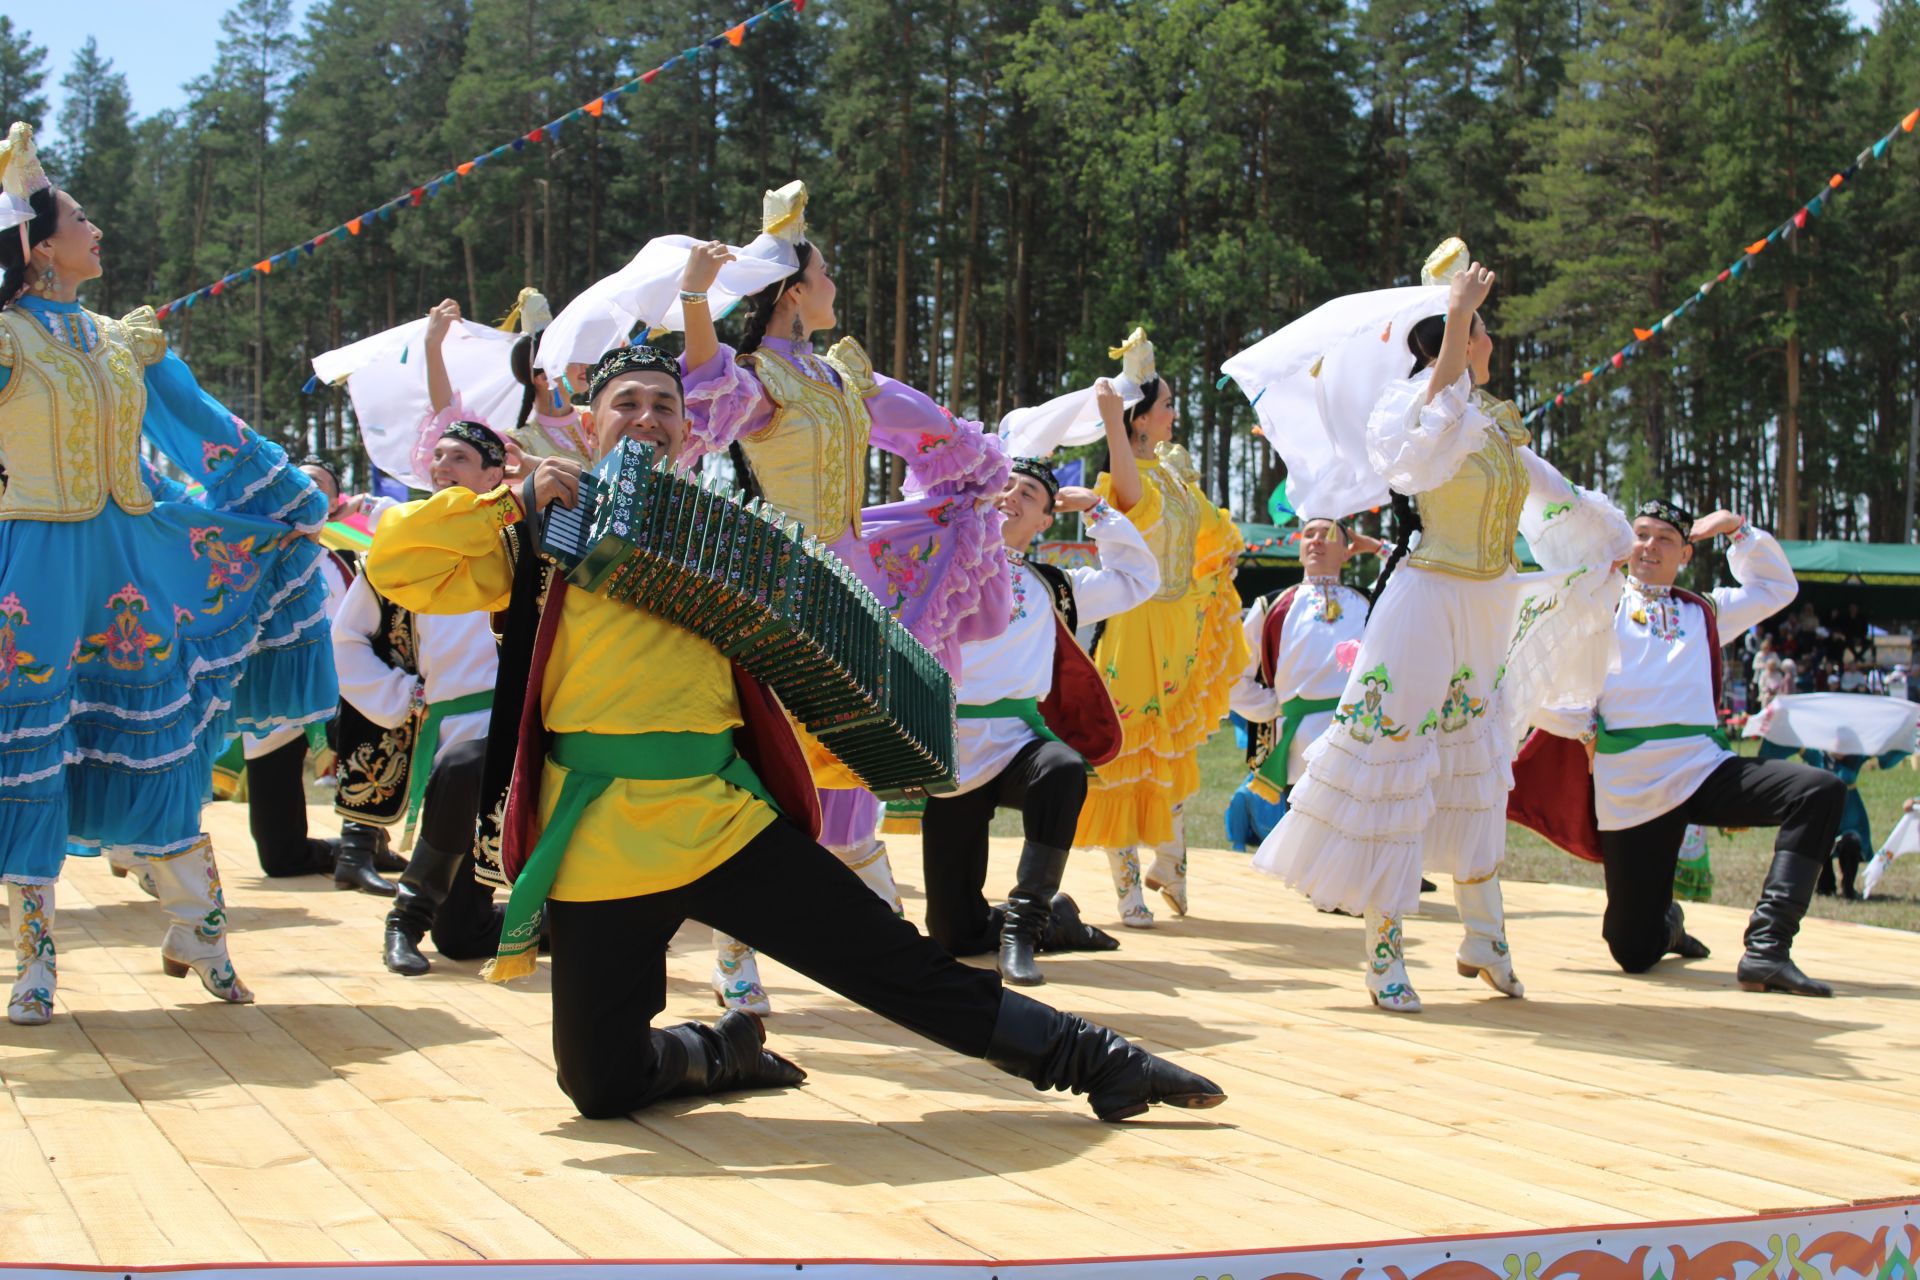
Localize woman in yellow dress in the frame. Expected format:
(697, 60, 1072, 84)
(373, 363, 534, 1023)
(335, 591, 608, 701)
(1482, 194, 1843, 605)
(1077, 331, 1248, 927)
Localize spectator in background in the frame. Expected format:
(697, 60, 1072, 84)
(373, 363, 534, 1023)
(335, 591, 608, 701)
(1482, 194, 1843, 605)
(1890, 664, 1909, 702)
(1757, 653, 1789, 708)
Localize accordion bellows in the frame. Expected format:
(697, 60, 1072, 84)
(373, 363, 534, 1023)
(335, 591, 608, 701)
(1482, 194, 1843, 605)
(539, 440, 957, 800)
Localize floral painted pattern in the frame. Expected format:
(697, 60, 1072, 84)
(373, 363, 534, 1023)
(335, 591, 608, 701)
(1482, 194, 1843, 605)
(869, 535, 939, 605)
(8, 883, 55, 1025)
(189, 525, 262, 615)
(1439, 664, 1487, 732)
(1337, 663, 1410, 745)
(0, 593, 54, 691)
(201, 439, 238, 472)
(75, 584, 173, 671)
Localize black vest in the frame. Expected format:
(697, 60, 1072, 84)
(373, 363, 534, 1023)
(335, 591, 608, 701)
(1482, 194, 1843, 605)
(332, 589, 421, 827)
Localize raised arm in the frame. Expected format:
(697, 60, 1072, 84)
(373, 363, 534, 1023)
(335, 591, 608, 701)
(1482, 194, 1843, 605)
(1094, 378, 1142, 514)
(1060, 487, 1160, 625)
(1699, 513, 1796, 639)
(424, 299, 460, 415)
(1425, 263, 1494, 404)
(365, 484, 522, 616)
(678, 241, 734, 377)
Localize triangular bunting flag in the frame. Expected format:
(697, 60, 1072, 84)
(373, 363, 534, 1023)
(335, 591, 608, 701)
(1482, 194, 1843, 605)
(727, 22, 747, 45)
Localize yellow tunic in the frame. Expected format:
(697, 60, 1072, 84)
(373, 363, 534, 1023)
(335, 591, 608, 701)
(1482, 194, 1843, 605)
(365, 485, 776, 900)
(1076, 445, 1248, 849)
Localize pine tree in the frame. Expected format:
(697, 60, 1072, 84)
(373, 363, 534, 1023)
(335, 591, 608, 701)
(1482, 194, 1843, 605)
(0, 17, 50, 133)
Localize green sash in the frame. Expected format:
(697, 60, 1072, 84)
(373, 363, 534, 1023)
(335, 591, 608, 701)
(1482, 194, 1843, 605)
(484, 729, 774, 983)
(401, 689, 495, 844)
(958, 697, 1059, 744)
(1594, 717, 1730, 756)
(1252, 694, 1340, 799)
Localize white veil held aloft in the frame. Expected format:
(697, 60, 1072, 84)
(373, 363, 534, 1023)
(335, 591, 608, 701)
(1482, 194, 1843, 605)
(535, 179, 814, 377)
(311, 318, 519, 491)
(998, 327, 1155, 460)
(1221, 284, 1449, 521)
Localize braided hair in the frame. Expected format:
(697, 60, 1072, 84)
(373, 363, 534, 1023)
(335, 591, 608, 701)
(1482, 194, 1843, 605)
(0, 188, 59, 312)
(510, 333, 539, 428)
(727, 240, 816, 500)
(1369, 314, 1453, 602)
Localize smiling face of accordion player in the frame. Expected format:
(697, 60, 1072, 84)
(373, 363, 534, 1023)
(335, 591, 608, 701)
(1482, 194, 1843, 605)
(585, 371, 688, 465)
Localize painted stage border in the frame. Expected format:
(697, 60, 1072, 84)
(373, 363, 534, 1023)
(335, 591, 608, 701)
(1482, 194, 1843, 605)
(5, 1198, 1917, 1279)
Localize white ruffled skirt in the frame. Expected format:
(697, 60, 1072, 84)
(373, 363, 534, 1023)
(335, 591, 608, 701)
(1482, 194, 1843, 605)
(1253, 558, 1619, 919)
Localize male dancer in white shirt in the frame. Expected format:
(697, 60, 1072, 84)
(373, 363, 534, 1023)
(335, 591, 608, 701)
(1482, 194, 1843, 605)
(921, 383, 1161, 984)
(1521, 500, 1843, 995)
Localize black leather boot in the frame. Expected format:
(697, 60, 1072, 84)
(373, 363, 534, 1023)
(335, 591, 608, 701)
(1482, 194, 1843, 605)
(1040, 892, 1120, 953)
(382, 836, 465, 975)
(1664, 902, 1710, 960)
(1736, 851, 1833, 997)
(999, 841, 1070, 986)
(369, 825, 410, 875)
(1832, 832, 1863, 900)
(661, 1010, 807, 1097)
(984, 989, 1226, 1122)
(336, 821, 398, 896)
(304, 837, 341, 876)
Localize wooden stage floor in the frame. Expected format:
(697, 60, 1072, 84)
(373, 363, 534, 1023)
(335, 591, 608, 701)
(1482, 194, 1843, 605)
(3, 801, 1915, 1267)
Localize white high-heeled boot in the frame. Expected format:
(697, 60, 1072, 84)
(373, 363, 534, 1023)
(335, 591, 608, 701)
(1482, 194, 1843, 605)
(1453, 874, 1524, 997)
(1105, 847, 1154, 928)
(1364, 910, 1422, 1013)
(7, 883, 56, 1026)
(830, 837, 904, 916)
(1143, 810, 1189, 917)
(146, 839, 253, 1004)
(711, 930, 772, 1015)
(106, 845, 157, 898)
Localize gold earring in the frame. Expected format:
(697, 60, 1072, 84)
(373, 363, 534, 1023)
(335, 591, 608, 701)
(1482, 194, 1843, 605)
(28, 262, 56, 297)
(789, 312, 805, 343)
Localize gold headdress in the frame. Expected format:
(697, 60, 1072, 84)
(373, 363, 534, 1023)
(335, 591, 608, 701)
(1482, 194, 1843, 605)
(1420, 238, 1469, 287)
(1109, 327, 1157, 388)
(762, 180, 808, 246)
(1, 122, 53, 257)
(497, 286, 553, 336)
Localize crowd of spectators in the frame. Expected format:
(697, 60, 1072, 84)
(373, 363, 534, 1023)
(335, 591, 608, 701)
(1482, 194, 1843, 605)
(1739, 599, 1905, 712)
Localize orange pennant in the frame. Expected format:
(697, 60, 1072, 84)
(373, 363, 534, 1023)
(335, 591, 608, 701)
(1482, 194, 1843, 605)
(1581, 371, 1594, 384)
(1905, 108, 1918, 133)
(1830, 173, 1845, 188)
(457, 161, 475, 176)
(585, 97, 604, 118)
(256, 259, 272, 274)
(1634, 327, 1655, 341)
(347, 218, 363, 236)
(726, 22, 746, 46)
(1746, 239, 1769, 255)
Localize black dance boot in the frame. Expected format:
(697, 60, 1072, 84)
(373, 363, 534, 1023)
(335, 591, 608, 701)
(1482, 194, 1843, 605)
(382, 836, 465, 975)
(1832, 833, 1863, 900)
(1736, 851, 1833, 997)
(984, 989, 1226, 1122)
(662, 1010, 807, 1098)
(999, 841, 1070, 986)
(1040, 893, 1120, 953)
(336, 821, 398, 896)
(1664, 902, 1711, 960)
(369, 825, 410, 875)
(304, 837, 341, 876)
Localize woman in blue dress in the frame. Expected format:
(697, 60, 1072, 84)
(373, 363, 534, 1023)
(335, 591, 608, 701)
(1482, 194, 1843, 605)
(0, 122, 338, 1024)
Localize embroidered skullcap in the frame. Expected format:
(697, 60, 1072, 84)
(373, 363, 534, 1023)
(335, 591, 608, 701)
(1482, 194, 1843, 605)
(1010, 457, 1060, 506)
(1636, 498, 1694, 538)
(587, 344, 683, 406)
(443, 420, 508, 471)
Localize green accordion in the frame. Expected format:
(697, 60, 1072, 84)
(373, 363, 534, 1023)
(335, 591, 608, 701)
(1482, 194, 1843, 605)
(537, 440, 957, 800)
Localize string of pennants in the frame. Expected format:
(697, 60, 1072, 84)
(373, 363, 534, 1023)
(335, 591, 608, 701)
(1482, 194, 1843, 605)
(152, 0, 808, 323)
(1524, 101, 1920, 424)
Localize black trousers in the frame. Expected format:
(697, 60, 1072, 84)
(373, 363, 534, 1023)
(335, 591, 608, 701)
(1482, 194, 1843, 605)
(547, 817, 1005, 1118)
(1597, 755, 1846, 972)
(247, 734, 320, 877)
(919, 739, 1088, 956)
(416, 738, 500, 960)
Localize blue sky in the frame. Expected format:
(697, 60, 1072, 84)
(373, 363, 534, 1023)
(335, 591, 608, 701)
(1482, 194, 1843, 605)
(17, 1, 1891, 153)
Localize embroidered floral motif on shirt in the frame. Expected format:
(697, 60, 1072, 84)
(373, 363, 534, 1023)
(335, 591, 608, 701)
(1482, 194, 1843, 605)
(1008, 556, 1032, 622)
(188, 525, 262, 615)
(1337, 663, 1409, 744)
(76, 584, 173, 671)
(869, 536, 939, 605)
(1628, 584, 1684, 642)
(1439, 664, 1486, 732)
(201, 439, 238, 471)
(0, 593, 53, 690)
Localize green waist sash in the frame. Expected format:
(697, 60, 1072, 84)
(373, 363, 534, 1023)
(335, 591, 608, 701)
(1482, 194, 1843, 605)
(1594, 717, 1730, 756)
(1251, 694, 1340, 799)
(401, 689, 495, 845)
(484, 729, 774, 983)
(959, 696, 1058, 743)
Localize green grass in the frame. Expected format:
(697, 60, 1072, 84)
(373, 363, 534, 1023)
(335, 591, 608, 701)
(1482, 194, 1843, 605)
(994, 729, 1920, 933)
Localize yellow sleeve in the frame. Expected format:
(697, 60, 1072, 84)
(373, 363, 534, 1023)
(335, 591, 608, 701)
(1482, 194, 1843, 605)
(367, 484, 520, 615)
(1096, 468, 1164, 533)
(1192, 489, 1244, 581)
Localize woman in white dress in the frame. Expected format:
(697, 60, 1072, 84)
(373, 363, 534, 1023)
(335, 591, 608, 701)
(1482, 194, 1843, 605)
(1251, 251, 1631, 1013)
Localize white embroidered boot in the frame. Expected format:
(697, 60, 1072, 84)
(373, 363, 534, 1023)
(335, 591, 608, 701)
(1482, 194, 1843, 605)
(712, 930, 772, 1015)
(1143, 811, 1189, 917)
(1105, 847, 1154, 929)
(147, 839, 253, 1004)
(106, 845, 157, 898)
(1454, 875, 1524, 997)
(1364, 910, 1422, 1013)
(830, 837, 904, 916)
(7, 883, 56, 1026)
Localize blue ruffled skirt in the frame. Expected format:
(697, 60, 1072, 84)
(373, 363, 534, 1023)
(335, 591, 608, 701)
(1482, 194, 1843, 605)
(0, 451, 339, 881)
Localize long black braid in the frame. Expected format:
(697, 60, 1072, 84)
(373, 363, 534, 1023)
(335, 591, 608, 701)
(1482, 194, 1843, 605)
(725, 241, 815, 502)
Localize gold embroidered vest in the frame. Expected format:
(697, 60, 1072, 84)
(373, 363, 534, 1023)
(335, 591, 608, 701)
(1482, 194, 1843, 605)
(740, 337, 877, 543)
(1408, 391, 1530, 581)
(0, 304, 165, 523)
(1143, 444, 1202, 603)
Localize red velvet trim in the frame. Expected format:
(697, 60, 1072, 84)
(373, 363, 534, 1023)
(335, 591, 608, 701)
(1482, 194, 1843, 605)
(732, 666, 822, 840)
(1258, 586, 1298, 688)
(500, 578, 569, 884)
(1506, 729, 1604, 863)
(1038, 616, 1123, 766)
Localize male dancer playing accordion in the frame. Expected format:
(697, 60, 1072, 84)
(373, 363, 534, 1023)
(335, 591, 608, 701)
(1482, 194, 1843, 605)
(365, 345, 1224, 1121)
(920, 381, 1158, 986)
